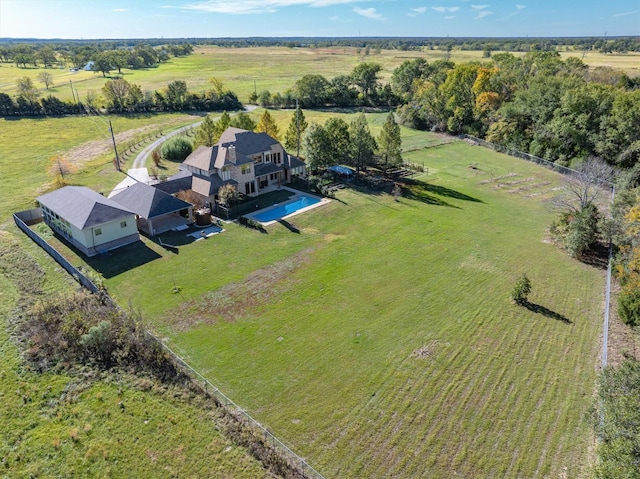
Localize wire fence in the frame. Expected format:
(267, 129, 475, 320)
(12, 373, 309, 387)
(14, 208, 326, 478)
(463, 134, 616, 373)
(13, 210, 100, 293)
(144, 333, 327, 479)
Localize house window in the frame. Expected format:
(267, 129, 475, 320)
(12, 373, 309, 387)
(120, 221, 127, 228)
(241, 164, 251, 175)
(253, 155, 262, 164)
(220, 166, 232, 181)
(265, 153, 271, 163)
(275, 152, 282, 164)
(94, 228, 102, 236)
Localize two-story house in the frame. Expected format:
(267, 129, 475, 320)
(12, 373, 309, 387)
(176, 127, 306, 206)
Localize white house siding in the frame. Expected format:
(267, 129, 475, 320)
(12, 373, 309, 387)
(80, 216, 139, 252)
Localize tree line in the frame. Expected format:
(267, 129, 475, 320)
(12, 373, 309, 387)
(0, 41, 193, 69)
(0, 75, 241, 116)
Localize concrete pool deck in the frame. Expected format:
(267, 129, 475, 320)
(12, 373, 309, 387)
(245, 188, 330, 226)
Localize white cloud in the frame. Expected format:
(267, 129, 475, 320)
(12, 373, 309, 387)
(612, 10, 638, 17)
(432, 6, 459, 13)
(471, 4, 489, 10)
(112, 8, 129, 12)
(181, 0, 368, 15)
(445, 15, 455, 19)
(516, 4, 526, 9)
(475, 10, 492, 19)
(353, 7, 384, 20)
(411, 7, 427, 14)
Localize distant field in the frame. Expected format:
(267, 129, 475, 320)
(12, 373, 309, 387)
(1, 46, 637, 104)
(47, 139, 603, 478)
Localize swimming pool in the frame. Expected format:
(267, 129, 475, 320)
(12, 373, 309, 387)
(253, 194, 321, 222)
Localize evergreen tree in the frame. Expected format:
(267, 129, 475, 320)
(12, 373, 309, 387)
(284, 107, 308, 154)
(378, 112, 402, 168)
(229, 112, 257, 131)
(302, 123, 332, 170)
(213, 111, 231, 142)
(256, 110, 280, 140)
(324, 117, 350, 165)
(348, 113, 377, 172)
(193, 114, 217, 148)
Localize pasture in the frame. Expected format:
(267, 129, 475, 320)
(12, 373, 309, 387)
(1, 46, 637, 104)
(62, 139, 604, 478)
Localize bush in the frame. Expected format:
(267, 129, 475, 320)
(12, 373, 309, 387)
(17, 290, 185, 382)
(161, 136, 193, 161)
(618, 286, 640, 327)
(510, 274, 531, 304)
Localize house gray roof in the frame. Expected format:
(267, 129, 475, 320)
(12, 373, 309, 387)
(285, 154, 306, 169)
(183, 145, 214, 172)
(110, 182, 191, 219)
(221, 129, 279, 156)
(154, 169, 193, 195)
(254, 162, 282, 177)
(37, 186, 135, 230)
(191, 175, 237, 197)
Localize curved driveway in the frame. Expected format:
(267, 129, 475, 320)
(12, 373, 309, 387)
(132, 105, 258, 169)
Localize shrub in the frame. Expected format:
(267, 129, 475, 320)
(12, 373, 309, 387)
(161, 136, 192, 161)
(510, 274, 531, 305)
(618, 286, 640, 327)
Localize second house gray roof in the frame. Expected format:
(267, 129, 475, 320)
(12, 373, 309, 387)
(37, 186, 135, 230)
(110, 182, 191, 219)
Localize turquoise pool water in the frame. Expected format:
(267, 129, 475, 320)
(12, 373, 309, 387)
(254, 195, 320, 222)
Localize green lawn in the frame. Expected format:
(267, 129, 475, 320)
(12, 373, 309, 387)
(81, 141, 604, 478)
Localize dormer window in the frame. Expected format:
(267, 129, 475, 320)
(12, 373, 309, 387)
(265, 153, 271, 163)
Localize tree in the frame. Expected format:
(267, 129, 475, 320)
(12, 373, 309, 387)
(561, 157, 615, 212)
(37, 46, 57, 68)
(16, 76, 39, 104)
(102, 78, 131, 112)
(256, 110, 280, 140)
(193, 114, 217, 148)
(284, 107, 308, 154)
(166, 80, 188, 110)
(594, 358, 640, 479)
(302, 123, 332, 170)
(229, 112, 257, 131)
(348, 113, 377, 172)
(92, 51, 112, 77)
(391, 58, 431, 99)
(378, 112, 402, 168)
(510, 274, 531, 304)
(324, 117, 351, 165)
(439, 63, 480, 133)
(350, 62, 382, 101)
(294, 74, 330, 108)
(212, 111, 231, 143)
(37, 71, 53, 89)
(217, 184, 238, 207)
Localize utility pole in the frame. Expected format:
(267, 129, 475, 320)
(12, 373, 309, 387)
(109, 120, 121, 172)
(69, 80, 76, 104)
(296, 99, 300, 157)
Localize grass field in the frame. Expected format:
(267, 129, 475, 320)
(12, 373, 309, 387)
(0, 104, 606, 477)
(49, 139, 604, 478)
(1, 46, 638, 104)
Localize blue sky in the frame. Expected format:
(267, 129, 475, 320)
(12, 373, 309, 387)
(0, 0, 638, 39)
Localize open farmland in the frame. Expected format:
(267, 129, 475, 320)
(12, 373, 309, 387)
(72, 139, 605, 478)
(1, 45, 638, 105)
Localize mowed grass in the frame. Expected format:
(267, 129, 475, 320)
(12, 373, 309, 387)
(2, 46, 637, 104)
(93, 141, 604, 478)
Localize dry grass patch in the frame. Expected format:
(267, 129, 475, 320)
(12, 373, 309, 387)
(166, 248, 314, 331)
